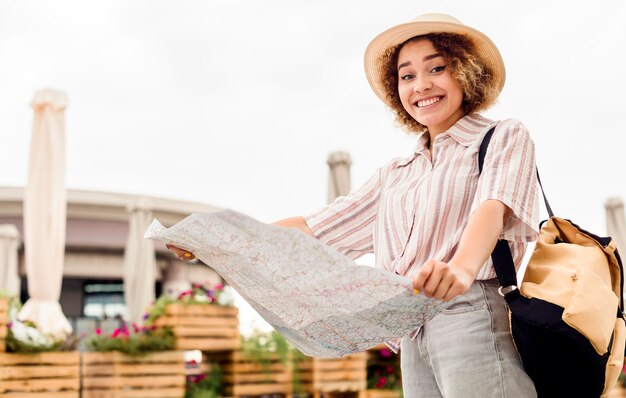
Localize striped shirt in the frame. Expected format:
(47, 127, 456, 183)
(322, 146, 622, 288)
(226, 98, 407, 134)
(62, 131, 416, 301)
(305, 114, 539, 280)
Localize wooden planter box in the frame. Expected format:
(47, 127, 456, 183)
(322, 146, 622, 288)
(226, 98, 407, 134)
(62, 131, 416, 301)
(297, 353, 367, 398)
(0, 299, 7, 352)
(0, 351, 80, 397)
(153, 304, 240, 351)
(364, 389, 402, 398)
(81, 351, 186, 398)
(205, 350, 292, 397)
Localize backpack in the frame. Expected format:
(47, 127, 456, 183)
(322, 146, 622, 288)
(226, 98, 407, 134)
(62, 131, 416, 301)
(479, 126, 626, 397)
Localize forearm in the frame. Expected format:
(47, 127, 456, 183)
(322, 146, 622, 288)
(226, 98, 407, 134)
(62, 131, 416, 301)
(272, 216, 315, 237)
(449, 199, 511, 279)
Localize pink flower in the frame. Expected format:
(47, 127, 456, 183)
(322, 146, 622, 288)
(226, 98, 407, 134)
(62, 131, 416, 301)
(215, 283, 223, 290)
(112, 328, 121, 338)
(375, 377, 387, 388)
(6, 322, 12, 329)
(132, 323, 140, 333)
(386, 365, 394, 374)
(95, 328, 102, 336)
(379, 348, 392, 358)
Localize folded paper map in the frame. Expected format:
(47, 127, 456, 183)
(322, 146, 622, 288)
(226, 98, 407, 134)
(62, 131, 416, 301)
(145, 210, 446, 357)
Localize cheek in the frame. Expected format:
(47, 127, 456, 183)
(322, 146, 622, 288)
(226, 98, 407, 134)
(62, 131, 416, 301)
(397, 85, 413, 113)
(450, 81, 464, 106)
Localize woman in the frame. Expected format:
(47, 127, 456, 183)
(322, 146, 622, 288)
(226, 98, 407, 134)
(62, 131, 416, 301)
(170, 13, 538, 397)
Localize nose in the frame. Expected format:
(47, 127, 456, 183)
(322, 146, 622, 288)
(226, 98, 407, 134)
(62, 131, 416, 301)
(413, 73, 432, 93)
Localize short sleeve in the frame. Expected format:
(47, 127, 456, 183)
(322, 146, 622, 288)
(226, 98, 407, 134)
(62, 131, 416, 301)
(304, 169, 381, 260)
(471, 119, 540, 242)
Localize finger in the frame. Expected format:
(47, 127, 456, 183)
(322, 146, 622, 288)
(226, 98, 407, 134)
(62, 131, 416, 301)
(432, 273, 456, 300)
(413, 260, 435, 292)
(422, 261, 449, 297)
(442, 282, 465, 302)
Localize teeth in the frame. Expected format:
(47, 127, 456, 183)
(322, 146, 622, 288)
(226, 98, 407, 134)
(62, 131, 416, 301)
(417, 97, 442, 108)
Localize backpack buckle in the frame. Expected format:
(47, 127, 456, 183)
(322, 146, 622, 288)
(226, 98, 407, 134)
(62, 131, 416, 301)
(498, 285, 518, 297)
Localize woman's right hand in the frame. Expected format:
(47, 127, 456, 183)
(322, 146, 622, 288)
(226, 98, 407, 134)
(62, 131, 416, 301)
(166, 244, 196, 261)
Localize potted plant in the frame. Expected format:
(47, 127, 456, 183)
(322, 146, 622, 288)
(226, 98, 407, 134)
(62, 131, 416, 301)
(0, 298, 80, 398)
(146, 283, 240, 351)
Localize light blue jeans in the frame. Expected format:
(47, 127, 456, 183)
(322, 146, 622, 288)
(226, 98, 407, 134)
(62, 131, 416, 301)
(400, 279, 537, 398)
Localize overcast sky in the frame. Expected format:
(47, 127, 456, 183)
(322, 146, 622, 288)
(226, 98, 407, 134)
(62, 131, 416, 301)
(2, 1, 626, 234)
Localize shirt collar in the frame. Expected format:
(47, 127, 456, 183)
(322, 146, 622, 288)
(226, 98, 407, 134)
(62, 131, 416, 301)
(395, 114, 495, 167)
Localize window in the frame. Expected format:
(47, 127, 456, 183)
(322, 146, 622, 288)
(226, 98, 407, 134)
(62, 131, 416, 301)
(83, 281, 128, 320)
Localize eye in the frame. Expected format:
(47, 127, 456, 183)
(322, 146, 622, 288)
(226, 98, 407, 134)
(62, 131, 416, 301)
(431, 65, 446, 73)
(399, 74, 414, 81)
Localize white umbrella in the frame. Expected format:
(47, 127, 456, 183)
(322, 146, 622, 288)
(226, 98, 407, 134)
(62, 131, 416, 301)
(606, 197, 626, 257)
(18, 89, 72, 337)
(327, 151, 352, 203)
(124, 199, 156, 324)
(0, 224, 20, 297)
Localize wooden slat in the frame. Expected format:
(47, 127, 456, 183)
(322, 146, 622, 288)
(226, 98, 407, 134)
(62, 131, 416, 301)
(228, 383, 293, 396)
(0, 298, 7, 313)
(169, 325, 239, 337)
(0, 377, 79, 393)
(300, 370, 366, 383)
(225, 372, 291, 384)
(82, 375, 185, 389)
(81, 351, 184, 365)
(175, 338, 240, 351)
(313, 381, 366, 392)
(82, 388, 185, 398)
(315, 370, 366, 382)
(365, 389, 402, 398)
(311, 361, 365, 371)
(231, 351, 284, 362)
(155, 316, 238, 328)
(164, 304, 238, 317)
(0, 328, 7, 338)
(0, 365, 79, 380)
(81, 363, 186, 377)
(222, 362, 289, 373)
(0, 392, 79, 398)
(0, 352, 80, 366)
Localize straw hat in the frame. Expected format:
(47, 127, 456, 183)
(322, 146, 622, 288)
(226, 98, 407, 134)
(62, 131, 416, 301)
(364, 13, 506, 107)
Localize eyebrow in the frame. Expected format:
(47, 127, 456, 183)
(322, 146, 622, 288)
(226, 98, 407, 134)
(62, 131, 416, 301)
(397, 53, 444, 71)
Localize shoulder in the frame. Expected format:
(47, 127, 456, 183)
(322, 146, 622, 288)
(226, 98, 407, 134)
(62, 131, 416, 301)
(387, 152, 419, 169)
(493, 118, 533, 142)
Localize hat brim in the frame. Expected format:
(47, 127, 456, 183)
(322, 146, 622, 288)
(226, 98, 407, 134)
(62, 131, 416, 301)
(364, 20, 506, 108)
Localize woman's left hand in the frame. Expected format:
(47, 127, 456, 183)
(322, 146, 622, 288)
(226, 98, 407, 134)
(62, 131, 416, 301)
(412, 259, 474, 301)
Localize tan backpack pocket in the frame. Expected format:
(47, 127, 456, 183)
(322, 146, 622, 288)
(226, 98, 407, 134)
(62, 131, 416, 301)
(562, 267, 618, 355)
(602, 318, 626, 396)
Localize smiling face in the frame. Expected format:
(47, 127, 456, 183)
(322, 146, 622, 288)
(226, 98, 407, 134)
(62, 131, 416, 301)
(397, 39, 465, 136)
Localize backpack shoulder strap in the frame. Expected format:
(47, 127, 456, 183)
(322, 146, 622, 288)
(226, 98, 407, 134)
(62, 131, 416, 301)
(478, 125, 519, 294)
(478, 126, 495, 174)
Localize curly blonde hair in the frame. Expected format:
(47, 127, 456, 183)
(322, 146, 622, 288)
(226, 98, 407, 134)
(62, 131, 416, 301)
(381, 32, 499, 134)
